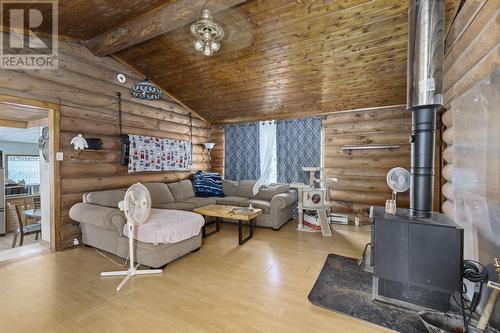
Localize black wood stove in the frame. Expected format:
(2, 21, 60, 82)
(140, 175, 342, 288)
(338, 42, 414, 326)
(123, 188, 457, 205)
(370, 0, 464, 312)
(371, 207, 463, 311)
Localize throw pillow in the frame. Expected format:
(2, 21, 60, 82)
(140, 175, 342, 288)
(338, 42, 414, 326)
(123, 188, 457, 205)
(193, 171, 224, 197)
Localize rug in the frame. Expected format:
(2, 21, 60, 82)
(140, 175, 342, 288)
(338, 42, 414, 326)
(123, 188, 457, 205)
(308, 254, 427, 333)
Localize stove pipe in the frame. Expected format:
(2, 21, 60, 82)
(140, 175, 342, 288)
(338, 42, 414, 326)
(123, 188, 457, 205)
(407, 0, 445, 218)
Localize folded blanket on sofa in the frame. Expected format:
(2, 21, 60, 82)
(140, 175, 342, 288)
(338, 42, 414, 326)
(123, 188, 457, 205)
(123, 209, 204, 245)
(193, 171, 224, 197)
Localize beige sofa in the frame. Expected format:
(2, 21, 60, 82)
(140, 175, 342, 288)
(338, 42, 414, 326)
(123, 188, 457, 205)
(69, 179, 297, 268)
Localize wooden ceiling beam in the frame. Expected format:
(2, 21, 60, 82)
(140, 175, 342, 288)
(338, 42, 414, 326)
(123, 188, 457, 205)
(86, 0, 247, 57)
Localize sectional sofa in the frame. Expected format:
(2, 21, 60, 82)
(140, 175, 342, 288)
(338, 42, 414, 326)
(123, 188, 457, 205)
(69, 179, 297, 268)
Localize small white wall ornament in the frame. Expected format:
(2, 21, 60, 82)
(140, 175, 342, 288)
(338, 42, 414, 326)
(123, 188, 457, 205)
(71, 134, 88, 150)
(116, 73, 127, 84)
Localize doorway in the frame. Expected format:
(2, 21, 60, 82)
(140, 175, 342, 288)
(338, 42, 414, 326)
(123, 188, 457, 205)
(0, 95, 60, 262)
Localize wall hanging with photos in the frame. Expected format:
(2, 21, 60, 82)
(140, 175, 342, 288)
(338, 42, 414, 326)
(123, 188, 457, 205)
(115, 92, 193, 172)
(127, 135, 192, 173)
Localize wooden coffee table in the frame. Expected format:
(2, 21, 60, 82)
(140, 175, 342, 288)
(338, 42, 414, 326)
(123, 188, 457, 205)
(193, 204, 262, 245)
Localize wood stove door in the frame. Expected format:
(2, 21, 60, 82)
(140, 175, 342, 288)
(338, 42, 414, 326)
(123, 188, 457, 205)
(373, 219, 409, 283)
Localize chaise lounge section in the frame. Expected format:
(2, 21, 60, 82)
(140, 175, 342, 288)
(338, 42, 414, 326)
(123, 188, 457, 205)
(69, 189, 202, 268)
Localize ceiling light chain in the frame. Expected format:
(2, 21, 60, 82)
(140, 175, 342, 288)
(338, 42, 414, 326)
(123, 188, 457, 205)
(190, 2, 224, 56)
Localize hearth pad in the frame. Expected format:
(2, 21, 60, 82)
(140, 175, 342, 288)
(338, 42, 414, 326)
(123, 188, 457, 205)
(308, 254, 427, 333)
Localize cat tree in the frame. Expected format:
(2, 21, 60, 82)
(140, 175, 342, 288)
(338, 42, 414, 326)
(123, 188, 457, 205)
(291, 167, 337, 237)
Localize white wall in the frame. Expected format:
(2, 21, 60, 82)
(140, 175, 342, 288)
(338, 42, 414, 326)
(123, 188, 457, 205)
(38, 128, 51, 243)
(0, 141, 38, 156)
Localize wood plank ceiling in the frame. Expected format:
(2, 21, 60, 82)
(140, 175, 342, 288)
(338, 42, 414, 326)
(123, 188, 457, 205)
(117, 0, 410, 124)
(13, 0, 460, 124)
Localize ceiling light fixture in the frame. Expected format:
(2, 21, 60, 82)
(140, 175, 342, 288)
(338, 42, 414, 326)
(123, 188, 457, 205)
(190, 1, 224, 56)
(130, 78, 163, 100)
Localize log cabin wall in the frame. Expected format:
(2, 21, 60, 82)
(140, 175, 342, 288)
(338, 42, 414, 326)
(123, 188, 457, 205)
(441, 1, 499, 219)
(209, 125, 224, 176)
(323, 105, 411, 223)
(441, 2, 499, 326)
(209, 105, 411, 223)
(0, 38, 210, 250)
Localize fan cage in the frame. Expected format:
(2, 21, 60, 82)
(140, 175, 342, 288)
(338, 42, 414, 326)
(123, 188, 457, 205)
(386, 167, 410, 193)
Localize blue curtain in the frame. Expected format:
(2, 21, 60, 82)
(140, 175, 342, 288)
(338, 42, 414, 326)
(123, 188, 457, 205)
(276, 117, 322, 184)
(224, 123, 260, 180)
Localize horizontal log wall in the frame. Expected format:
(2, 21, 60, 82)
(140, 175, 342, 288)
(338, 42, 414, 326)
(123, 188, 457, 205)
(442, 3, 499, 326)
(0, 38, 210, 250)
(210, 106, 411, 223)
(323, 105, 411, 223)
(441, 0, 499, 219)
(210, 125, 224, 175)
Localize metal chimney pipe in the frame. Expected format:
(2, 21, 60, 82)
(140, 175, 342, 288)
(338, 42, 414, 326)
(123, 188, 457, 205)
(407, 0, 445, 218)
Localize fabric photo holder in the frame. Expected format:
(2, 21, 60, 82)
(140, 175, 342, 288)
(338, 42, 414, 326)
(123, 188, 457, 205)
(128, 134, 192, 173)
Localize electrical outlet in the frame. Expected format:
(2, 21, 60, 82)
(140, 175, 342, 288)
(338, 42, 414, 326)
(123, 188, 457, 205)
(355, 216, 360, 226)
(73, 237, 79, 246)
(56, 152, 64, 161)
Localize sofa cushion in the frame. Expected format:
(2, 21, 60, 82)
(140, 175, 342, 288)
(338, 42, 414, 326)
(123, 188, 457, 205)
(83, 189, 126, 208)
(178, 197, 217, 208)
(168, 180, 195, 201)
(244, 199, 271, 214)
(155, 202, 198, 211)
(255, 184, 290, 201)
(235, 180, 257, 198)
(123, 209, 204, 245)
(215, 196, 249, 206)
(143, 183, 175, 205)
(222, 179, 238, 196)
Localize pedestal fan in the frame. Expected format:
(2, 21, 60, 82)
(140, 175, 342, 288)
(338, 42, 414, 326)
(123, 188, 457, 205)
(101, 183, 162, 291)
(385, 167, 410, 214)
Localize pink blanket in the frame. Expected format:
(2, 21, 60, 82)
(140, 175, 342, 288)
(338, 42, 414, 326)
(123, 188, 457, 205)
(123, 209, 204, 245)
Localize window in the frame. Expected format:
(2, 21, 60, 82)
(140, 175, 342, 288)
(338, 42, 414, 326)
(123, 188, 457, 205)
(6, 155, 40, 185)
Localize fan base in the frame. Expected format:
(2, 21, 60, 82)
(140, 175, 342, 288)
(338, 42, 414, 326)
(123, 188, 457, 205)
(101, 263, 162, 291)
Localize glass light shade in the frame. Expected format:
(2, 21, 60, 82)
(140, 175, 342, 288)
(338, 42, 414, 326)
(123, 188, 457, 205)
(203, 45, 212, 56)
(130, 79, 162, 100)
(190, 7, 224, 57)
(194, 40, 203, 51)
(203, 142, 215, 150)
(210, 41, 220, 51)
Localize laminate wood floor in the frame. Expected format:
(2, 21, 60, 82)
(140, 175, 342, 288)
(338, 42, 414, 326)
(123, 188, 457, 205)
(0, 221, 388, 333)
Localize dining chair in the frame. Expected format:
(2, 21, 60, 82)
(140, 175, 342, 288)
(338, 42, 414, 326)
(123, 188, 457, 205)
(32, 197, 41, 211)
(29, 197, 42, 224)
(7, 203, 41, 248)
